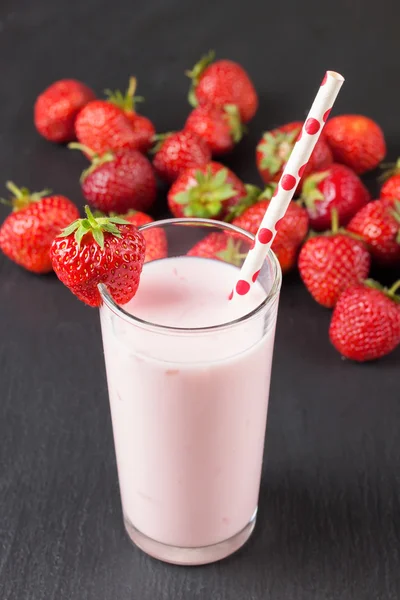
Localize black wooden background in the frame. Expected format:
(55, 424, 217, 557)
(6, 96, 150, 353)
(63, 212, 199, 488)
(0, 0, 399, 598)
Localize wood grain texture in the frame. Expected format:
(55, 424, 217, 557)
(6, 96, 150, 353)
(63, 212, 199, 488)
(0, 0, 399, 598)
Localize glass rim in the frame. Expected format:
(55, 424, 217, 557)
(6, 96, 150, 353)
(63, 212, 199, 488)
(98, 217, 282, 334)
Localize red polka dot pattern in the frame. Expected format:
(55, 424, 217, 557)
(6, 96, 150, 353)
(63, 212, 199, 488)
(281, 174, 296, 191)
(275, 217, 284, 231)
(321, 72, 328, 86)
(250, 240, 255, 250)
(228, 290, 233, 300)
(323, 108, 331, 122)
(236, 280, 250, 295)
(252, 270, 260, 283)
(305, 118, 320, 135)
(298, 164, 307, 178)
(296, 129, 302, 142)
(258, 228, 273, 244)
(272, 185, 279, 197)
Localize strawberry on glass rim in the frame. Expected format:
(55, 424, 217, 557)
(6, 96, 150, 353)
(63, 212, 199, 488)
(167, 162, 247, 219)
(256, 122, 333, 190)
(50, 206, 146, 307)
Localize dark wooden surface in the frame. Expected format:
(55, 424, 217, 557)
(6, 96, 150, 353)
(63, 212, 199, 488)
(1, 1, 400, 598)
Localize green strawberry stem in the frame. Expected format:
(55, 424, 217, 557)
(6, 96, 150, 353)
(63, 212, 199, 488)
(68, 142, 96, 159)
(306, 208, 364, 241)
(328, 208, 365, 241)
(388, 280, 400, 297)
(58, 205, 130, 249)
(389, 200, 400, 243)
(0, 181, 51, 211)
(364, 278, 400, 303)
(379, 157, 400, 182)
(185, 50, 215, 107)
(104, 76, 144, 113)
(68, 143, 115, 181)
(331, 208, 339, 234)
(150, 132, 175, 154)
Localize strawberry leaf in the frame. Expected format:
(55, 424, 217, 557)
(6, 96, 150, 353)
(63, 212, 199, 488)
(213, 168, 228, 187)
(104, 77, 145, 113)
(258, 128, 299, 175)
(74, 223, 90, 246)
(223, 104, 245, 143)
(185, 50, 215, 106)
(58, 220, 81, 238)
(174, 191, 191, 205)
(108, 216, 131, 225)
(102, 223, 122, 236)
(212, 184, 236, 201)
(301, 171, 329, 210)
(60, 206, 128, 248)
(92, 228, 105, 248)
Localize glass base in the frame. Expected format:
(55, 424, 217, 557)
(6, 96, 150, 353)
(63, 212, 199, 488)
(123, 510, 257, 566)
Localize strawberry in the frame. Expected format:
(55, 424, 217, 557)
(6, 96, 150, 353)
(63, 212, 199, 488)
(184, 103, 244, 155)
(380, 158, 400, 202)
(34, 79, 95, 143)
(50, 206, 145, 307)
(167, 162, 246, 219)
(300, 164, 370, 231)
(123, 210, 167, 263)
(69, 144, 156, 213)
(329, 280, 400, 361)
(186, 51, 258, 123)
(347, 197, 400, 267)
(104, 77, 155, 153)
(324, 115, 386, 174)
(187, 232, 244, 266)
(152, 130, 211, 183)
(256, 122, 332, 189)
(75, 100, 138, 155)
(232, 194, 309, 273)
(0, 182, 79, 273)
(298, 211, 370, 308)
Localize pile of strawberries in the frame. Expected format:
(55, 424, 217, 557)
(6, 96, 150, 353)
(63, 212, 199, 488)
(0, 52, 399, 362)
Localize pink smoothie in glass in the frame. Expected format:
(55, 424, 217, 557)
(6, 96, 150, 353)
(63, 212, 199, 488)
(100, 256, 277, 551)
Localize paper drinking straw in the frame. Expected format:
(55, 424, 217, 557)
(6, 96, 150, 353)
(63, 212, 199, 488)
(230, 71, 344, 300)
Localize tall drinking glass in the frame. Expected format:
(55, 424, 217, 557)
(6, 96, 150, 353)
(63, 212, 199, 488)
(99, 218, 281, 565)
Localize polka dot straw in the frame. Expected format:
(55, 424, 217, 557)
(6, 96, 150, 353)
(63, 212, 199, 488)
(231, 71, 344, 300)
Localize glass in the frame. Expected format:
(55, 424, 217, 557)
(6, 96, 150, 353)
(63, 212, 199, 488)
(99, 218, 282, 565)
